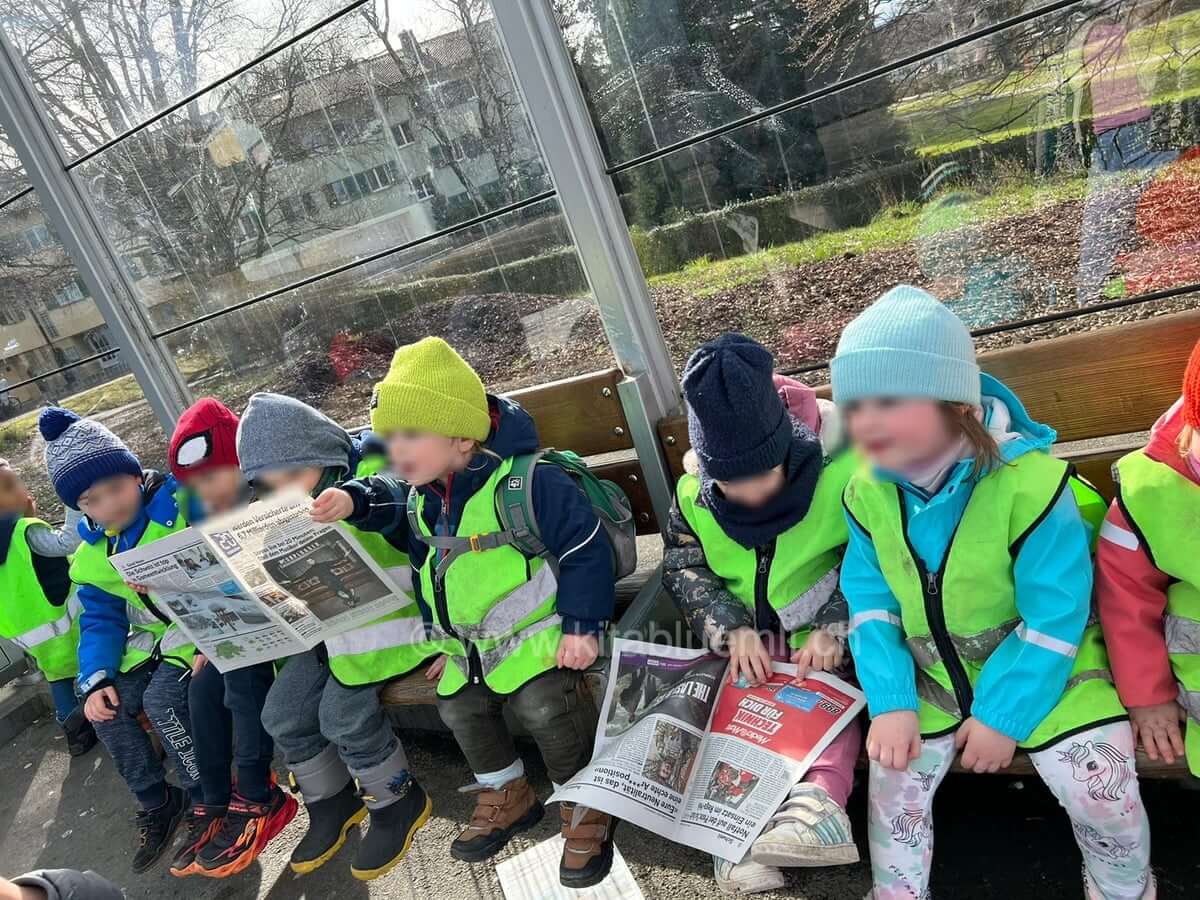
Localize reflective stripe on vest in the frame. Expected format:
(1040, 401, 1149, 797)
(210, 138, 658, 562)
(675, 452, 854, 649)
(323, 522, 443, 686)
(414, 457, 562, 696)
(1116, 448, 1200, 775)
(0, 518, 81, 681)
(12, 611, 74, 650)
(845, 452, 1126, 749)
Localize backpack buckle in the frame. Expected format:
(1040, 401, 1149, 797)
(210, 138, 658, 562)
(469, 534, 483, 552)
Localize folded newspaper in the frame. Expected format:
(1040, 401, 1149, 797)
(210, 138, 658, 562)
(108, 489, 416, 672)
(550, 639, 864, 862)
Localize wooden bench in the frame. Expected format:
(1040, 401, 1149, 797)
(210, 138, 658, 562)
(655, 308, 1200, 777)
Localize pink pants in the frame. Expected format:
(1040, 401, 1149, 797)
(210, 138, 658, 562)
(800, 716, 860, 807)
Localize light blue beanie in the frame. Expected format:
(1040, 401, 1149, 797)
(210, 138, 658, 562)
(831, 285, 980, 407)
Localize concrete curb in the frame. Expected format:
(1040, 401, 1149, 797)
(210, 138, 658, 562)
(0, 682, 53, 745)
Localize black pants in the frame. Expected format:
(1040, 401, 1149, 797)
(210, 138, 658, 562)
(437, 668, 598, 785)
(188, 661, 276, 805)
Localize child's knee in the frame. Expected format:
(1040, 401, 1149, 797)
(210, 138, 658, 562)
(316, 681, 382, 746)
(259, 681, 294, 741)
(508, 670, 586, 732)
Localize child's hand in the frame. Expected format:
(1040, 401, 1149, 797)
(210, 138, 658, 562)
(124, 581, 150, 596)
(22, 493, 36, 518)
(791, 629, 843, 681)
(84, 686, 119, 723)
(310, 488, 354, 523)
(557, 633, 599, 670)
(425, 654, 447, 681)
(866, 710, 921, 770)
(192, 654, 208, 676)
(1129, 701, 1186, 763)
(955, 717, 1016, 773)
(727, 626, 770, 686)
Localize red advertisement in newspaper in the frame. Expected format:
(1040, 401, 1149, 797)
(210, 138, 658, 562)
(709, 671, 859, 763)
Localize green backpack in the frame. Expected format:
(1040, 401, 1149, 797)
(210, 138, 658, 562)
(410, 449, 638, 579)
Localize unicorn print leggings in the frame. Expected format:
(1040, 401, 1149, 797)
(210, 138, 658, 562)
(868, 721, 1153, 900)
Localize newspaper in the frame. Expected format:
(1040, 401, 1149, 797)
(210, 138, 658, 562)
(550, 639, 864, 862)
(108, 489, 415, 672)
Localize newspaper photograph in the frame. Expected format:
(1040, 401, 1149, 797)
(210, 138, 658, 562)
(109, 489, 416, 672)
(551, 638, 864, 862)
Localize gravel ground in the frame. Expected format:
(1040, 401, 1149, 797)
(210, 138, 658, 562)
(2, 708, 1197, 899)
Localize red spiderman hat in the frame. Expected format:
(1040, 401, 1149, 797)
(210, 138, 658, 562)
(169, 397, 240, 480)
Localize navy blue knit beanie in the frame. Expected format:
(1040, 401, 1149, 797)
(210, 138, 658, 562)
(39, 406, 142, 509)
(682, 333, 791, 481)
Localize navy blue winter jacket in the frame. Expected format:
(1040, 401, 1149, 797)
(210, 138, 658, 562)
(341, 395, 615, 634)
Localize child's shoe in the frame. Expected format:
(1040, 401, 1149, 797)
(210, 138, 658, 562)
(169, 802, 225, 877)
(289, 781, 367, 874)
(558, 802, 616, 889)
(60, 708, 97, 757)
(196, 787, 298, 878)
(350, 773, 432, 880)
(450, 776, 543, 862)
(749, 782, 858, 867)
(713, 854, 785, 895)
(133, 785, 190, 873)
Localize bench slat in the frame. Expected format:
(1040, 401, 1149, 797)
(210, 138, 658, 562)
(593, 458, 658, 534)
(507, 369, 633, 457)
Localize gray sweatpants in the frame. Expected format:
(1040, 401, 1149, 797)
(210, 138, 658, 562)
(260, 647, 397, 772)
(92, 663, 200, 801)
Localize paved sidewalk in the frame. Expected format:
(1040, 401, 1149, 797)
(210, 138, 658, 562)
(0, 714, 1196, 899)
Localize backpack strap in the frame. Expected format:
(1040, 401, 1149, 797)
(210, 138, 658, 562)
(496, 451, 552, 564)
(407, 479, 525, 580)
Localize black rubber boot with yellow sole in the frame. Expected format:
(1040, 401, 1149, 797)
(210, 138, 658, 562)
(289, 782, 366, 875)
(350, 773, 431, 881)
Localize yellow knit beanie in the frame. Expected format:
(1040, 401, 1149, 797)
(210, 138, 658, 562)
(370, 337, 490, 440)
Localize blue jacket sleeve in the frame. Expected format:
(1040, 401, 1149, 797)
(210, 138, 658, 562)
(841, 509, 919, 717)
(76, 582, 131, 695)
(531, 466, 615, 635)
(971, 490, 1092, 742)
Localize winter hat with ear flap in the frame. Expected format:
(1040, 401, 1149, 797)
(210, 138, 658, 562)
(170, 397, 240, 481)
(831, 284, 981, 407)
(39, 406, 142, 509)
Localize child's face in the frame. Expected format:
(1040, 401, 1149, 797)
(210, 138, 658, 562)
(714, 465, 786, 508)
(185, 466, 245, 514)
(0, 466, 33, 517)
(77, 473, 144, 530)
(386, 430, 476, 486)
(257, 466, 325, 497)
(845, 398, 955, 474)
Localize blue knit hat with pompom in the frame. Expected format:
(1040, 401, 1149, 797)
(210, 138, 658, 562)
(39, 407, 142, 509)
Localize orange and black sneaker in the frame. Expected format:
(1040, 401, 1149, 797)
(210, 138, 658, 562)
(169, 802, 224, 877)
(196, 787, 298, 878)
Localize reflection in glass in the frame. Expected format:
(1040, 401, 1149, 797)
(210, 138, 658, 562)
(603, 0, 1200, 374)
(71, 0, 551, 331)
(558, 0, 1045, 168)
(0, 362, 168, 522)
(158, 197, 612, 427)
(0, 193, 131, 392)
(2, 0, 352, 159)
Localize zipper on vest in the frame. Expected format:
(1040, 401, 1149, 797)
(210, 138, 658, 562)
(897, 493, 974, 718)
(429, 476, 484, 686)
(753, 540, 777, 634)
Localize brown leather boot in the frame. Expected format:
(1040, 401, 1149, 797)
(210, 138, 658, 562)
(559, 802, 616, 888)
(450, 776, 544, 862)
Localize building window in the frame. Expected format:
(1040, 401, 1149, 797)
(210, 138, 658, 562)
(0, 304, 24, 325)
(436, 79, 477, 108)
(411, 174, 435, 200)
(392, 120, 413, 146)
(235, 211, 263, 243)
(49, 277, 87, 309)
(87, 328, 121, 367)
(24, 224, 53, 251)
